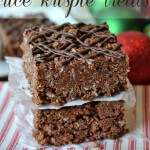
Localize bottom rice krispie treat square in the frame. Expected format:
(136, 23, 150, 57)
(33, 100, 128, 146)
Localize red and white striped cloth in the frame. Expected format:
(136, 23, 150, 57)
(0, 82, 150, 150)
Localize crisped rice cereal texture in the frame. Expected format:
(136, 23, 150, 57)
(22, 23, 129, 106)
(33, 100, 128, 146)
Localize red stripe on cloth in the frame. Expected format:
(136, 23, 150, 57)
(143, 86, 150, 139)
(113, 140, 121, 150)
(144, 141, 150, 150)
(22, 148, 28, 150)
(84, 146, 90, 150)
(0, 111, 14, 145)
(128, 139, 136, 150)
(52, 148, 58, 150)
(99, 143, 106, 150)
(0, 82, 3, 91)
(67, 148, 75, 150)
(6, 129, 20, 150)
(0, 92, 10, 118)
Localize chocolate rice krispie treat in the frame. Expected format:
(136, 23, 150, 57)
(33, 100, 128, 146)
(0, 14, 53, 57)
(21, 22, 129, 106)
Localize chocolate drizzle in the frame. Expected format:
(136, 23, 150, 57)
(25, 22, 125, 65)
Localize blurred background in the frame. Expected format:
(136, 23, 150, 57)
(0, 0, 150, 84)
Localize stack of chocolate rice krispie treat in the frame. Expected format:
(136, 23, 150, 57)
(0, 14, 53, 58)
(21, 22, 129, 146)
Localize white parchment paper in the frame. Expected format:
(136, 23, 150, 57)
(6, 57, 136, 109)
